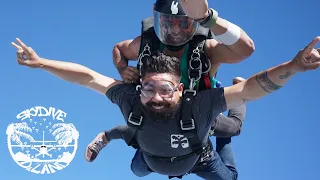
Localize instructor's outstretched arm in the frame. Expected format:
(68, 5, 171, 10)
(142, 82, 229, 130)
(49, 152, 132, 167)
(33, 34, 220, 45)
(224, 36, 320, 110)
(12, 38, 123, 95)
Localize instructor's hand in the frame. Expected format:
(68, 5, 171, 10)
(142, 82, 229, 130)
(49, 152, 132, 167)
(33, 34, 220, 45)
(118, 66, 140, 84)
(179, 0, 209, 20)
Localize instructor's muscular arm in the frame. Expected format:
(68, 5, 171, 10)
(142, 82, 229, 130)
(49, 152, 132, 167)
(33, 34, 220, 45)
(205, 17, 255, 64)
(112, 36, 141, 83)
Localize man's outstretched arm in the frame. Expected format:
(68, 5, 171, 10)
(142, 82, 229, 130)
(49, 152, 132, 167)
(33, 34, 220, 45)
(224, 36, 320, 110)
(12, 38, 122, 95)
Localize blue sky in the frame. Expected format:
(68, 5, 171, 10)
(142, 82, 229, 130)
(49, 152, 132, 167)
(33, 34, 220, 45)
(1, 0, 319, 179)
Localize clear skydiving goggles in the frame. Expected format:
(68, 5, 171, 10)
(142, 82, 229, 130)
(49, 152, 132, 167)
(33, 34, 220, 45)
(140, 80, 180, 98)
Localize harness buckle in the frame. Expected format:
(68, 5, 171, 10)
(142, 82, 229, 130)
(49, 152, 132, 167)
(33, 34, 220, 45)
(184, 89, 197, 96)
(180, 119, 195, 130)
(136, 85, 141, 91)
(200, 145, 212, 162)
(128, 112, 143, 126)
(186, 78, 198, 92)
(200, 153, 211, 162)
(171, 156, 177, 162)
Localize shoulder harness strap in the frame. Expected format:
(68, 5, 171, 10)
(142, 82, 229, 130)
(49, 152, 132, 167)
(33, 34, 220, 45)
(137, 16, 161, 77)
(180, 26, 212, 152)
(187, 26, 212, 91)
(180, 89, 203, 153)
(125, 86, 144, 149)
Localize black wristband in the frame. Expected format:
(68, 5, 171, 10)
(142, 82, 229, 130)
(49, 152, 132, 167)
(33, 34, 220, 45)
(195, 8, 218, 29)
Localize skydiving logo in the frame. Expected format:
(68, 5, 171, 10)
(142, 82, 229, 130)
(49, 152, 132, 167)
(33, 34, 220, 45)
(6, 106, 79, 174)
(170, 134, 189, 148)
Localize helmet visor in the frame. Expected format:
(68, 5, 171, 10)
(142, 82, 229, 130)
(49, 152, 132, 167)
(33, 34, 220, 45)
(153, 10, 198, 46)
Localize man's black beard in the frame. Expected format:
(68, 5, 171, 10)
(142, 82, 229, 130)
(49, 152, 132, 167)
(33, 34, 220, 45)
(142, 98, 182, 122)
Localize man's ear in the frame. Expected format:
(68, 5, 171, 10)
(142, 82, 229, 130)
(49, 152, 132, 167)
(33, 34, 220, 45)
(178, 83, 184, 97)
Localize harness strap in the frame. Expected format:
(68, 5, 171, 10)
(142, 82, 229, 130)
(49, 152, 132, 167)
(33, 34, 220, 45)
(137, 31, 152, 76)
(125, 93, 144, 149)
(142, 140, 212, 163)
(180, 89, 203, 153)
(203, 74, 211, 89)
(138, 17, 161, 76)
(142, 141, 212, 180)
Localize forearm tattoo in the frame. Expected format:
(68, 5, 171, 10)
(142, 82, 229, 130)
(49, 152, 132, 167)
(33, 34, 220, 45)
(256, 71, 282, 93)
(279, 72, 293, 79)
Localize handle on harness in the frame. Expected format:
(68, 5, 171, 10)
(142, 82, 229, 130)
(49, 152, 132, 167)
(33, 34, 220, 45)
(210, 77, 222, 88)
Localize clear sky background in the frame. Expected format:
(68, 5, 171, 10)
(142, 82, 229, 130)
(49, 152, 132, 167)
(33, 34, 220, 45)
(1, 0, 319, 179)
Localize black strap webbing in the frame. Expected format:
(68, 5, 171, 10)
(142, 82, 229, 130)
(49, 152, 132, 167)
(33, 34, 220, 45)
(125, 97, 143, 149)
(180, 90, 203, 152)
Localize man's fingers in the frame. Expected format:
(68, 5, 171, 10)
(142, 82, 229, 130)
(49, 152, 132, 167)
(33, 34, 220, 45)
(15, 38, 30, 53)
(17, 58, 26, 65)
(125, 72, 140, 81)
(310, 49, 320, 61)
(124, 69, 137, 77)
(304, 62, 320, 70)
(16, 52, 24, 60)
(120, 67, 140, 83)
(126, 67, 140, 76)
(130, 73, 140, 82)
(123, 74, 133, 81)
(303, 36, 320, 55)
(11, 42, 22, 50)
(128, 67, 140, 75)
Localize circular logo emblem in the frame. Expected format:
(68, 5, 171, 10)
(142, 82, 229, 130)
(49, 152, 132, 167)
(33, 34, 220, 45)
(6, 106, 80, 174)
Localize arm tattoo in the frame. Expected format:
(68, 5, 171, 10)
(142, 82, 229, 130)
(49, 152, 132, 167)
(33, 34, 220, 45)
(255, 70, 282, 93)
(279, 72, 293, 79)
